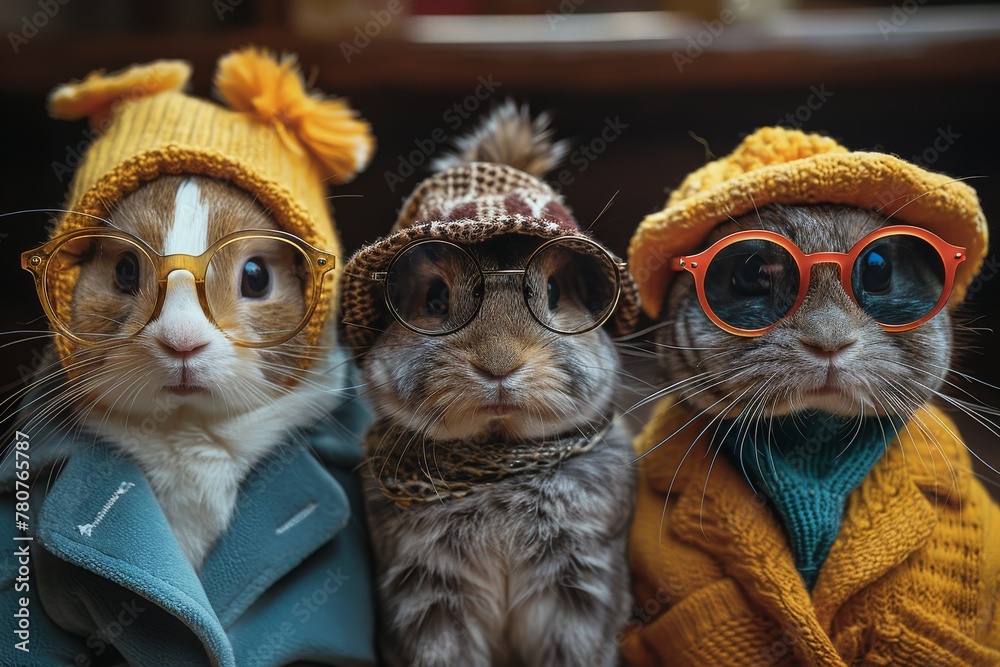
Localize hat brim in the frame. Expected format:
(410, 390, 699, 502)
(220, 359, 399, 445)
(629, 151, 988, 320)
(340, 215, 641, 354)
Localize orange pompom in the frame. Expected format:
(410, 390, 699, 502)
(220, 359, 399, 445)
(48, 60, 191, 132)
(215, 46, 374, 183)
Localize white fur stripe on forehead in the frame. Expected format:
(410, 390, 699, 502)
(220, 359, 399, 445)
(165, 179, 209, 256)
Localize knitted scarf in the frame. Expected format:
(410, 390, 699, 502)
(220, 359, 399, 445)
(719, 412, 904, 588)
(366, 416, 613, 508)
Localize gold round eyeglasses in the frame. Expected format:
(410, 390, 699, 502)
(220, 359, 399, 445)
(22, 227, 336, 347)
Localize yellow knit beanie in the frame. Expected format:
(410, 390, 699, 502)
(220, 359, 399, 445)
(45, 46, 374, 363)
(629, 126, 988, 319)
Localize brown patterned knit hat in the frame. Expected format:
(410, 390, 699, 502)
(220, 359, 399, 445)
(340, 160, 641, 353)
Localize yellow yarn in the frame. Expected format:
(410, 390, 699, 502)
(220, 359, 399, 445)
(45, 46, 374, 366)
(628, 127, 989, 319)
(623, 397, 1000, 666)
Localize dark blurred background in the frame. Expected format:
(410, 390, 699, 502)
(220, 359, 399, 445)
(1, 0, 998, 496)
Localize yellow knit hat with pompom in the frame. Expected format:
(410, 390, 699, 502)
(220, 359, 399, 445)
(629, 126, 988, 319)
(44, 46, 374, 364)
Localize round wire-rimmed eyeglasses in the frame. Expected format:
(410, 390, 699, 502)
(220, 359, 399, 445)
(670, 224, 966, 337)
(22, 227, 336, 348)
(371, 236, 628, 336)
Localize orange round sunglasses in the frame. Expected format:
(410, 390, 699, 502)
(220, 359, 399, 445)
(670, 225, 966, 337)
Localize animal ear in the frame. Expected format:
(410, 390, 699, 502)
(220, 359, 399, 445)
(48, 60, 192, 132)
(214, 45, 375, 184)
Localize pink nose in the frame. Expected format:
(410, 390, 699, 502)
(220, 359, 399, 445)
(471, 360, 524, 380)
(157, 339, 208, 360)
(799, 338, 856, 359)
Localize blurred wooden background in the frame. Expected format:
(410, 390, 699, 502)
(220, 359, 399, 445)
(1, 0, 998, 497)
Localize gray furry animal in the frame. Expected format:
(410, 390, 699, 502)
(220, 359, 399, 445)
(347, 102, 637, 666)
(659, 204, 953, 421)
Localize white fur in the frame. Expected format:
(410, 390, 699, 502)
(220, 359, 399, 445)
(154, 271, 218, 356)
(165, 179, 209, 255)
(91, 343, 348, 569)
(354, 137, 372, 174)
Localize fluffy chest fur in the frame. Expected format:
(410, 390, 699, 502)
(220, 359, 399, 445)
(363, 422, 636, 667)
(91, 358, 347, 570)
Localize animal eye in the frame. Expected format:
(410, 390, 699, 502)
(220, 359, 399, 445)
(547, 276, 560, 310)
(241, 257, 270, 298)
(113, 252, 141, 295)
(426, 277, 450, 316)
(731, 254, 771, 296)
(861, 248, 892, 294)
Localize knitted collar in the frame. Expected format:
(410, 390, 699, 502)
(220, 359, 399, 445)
(367, 415, 613, 508)
(719, 412, 903, 589)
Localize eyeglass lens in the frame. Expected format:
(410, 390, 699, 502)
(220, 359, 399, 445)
(385, 241, 484, 335)
(525, 238, 619, 334)
(850, 234, 945, 326)
(206, 236, 312, 344)
(703, 238, 800, 331)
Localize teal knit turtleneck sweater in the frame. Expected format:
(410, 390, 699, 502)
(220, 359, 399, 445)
(719, 412, 903, 589)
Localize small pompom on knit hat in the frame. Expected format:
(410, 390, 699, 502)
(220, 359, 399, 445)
(629, 126, 989, 319)
(44, 46, 374, 365)
(340, 102, 641, 355)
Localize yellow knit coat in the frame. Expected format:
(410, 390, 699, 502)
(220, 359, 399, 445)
(622, 398, 1000, 666)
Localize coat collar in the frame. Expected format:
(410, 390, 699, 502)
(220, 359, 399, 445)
(636, 398, 962, 645)
(33, 423, 355, 662)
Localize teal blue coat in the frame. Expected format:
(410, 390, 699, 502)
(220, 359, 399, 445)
(0, 371, 376, 667)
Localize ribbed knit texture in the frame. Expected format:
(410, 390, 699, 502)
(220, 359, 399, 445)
(45, 50, 374, 366)
(628, 126, 988, 318)
(719, 413, 903, 589)
(622, 397, 1000, 666)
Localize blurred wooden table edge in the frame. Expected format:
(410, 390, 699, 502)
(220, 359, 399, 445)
(3, 6, 1000, 94)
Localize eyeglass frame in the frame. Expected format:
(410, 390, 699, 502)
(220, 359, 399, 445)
(370, 236, 629, 336)
(669, 224, 966, 337)
(22, 227, 337, 348)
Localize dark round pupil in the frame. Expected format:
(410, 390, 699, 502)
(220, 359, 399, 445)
(426, 277, 449, 316)
(241, 257, 270, 298)
(861, 248, 892, 294)
(114, 252, 140, 295)
(547, 276, 560, 310)
(731, 255, 771, 296)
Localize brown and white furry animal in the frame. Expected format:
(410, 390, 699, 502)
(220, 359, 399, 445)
(21, 175, 350, 569)
(360, 104, 636, 667)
